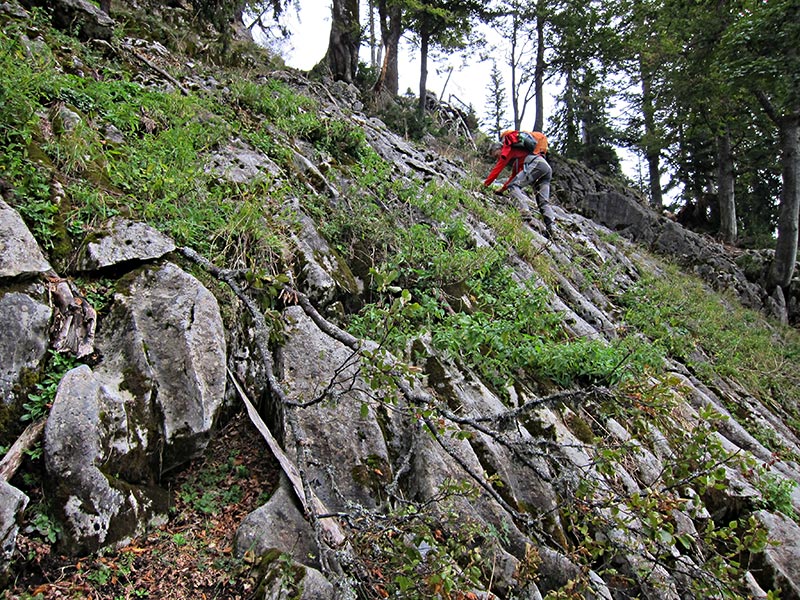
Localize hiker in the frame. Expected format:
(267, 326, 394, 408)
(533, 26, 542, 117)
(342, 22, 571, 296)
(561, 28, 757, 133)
(484, 130, 556, 238)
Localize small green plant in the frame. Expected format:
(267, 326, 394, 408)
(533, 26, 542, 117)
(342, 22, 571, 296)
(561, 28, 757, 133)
(30, 510, 61, 544)
(86, 563, 113, 586)
(754, 469, 797, 518)
(179, 486, 219, 515)
(22, 350, 79, 422)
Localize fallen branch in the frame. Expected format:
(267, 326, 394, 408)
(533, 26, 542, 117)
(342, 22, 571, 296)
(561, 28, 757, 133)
(94, 39, 190, 96)
(227, 368, 346, 547)
(125, 47, 190, 96)
(0, 419, 45, 482)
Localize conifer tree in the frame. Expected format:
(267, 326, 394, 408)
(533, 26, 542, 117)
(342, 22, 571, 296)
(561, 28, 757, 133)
(484, 62, 508, 139)
(549, 0, 622, 174)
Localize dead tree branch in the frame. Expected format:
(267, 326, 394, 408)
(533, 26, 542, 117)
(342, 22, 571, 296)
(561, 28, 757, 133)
(177, 247, 357, 594)
(0, 419, 45, 482)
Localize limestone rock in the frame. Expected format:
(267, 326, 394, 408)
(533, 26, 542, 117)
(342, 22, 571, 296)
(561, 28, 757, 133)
(0, 480, 28, 576)
(278, 305, 390, 512)
(234, 477, 319, 568)
(0, 200, 52, 279)
(291, 205, 359, 307)
(76, 218, 176, 271)
(570, 184, 766, 315)
(44, 364, 168, 554)
(205, 139, 282, 185)
(252, 552, 335, 600)
(754, 510, 800, 597)
(97, 262, 227, 470)
(50, 104, 83, 135)
(0, 1, 29, 19)
(0, 290, 51, 407)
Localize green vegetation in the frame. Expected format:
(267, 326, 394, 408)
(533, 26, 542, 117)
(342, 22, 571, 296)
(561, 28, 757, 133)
(351, 479, 500, 598)
(755, 469, 797, 519)
(22, 350, 79, 423)
(618, 265, 800, 454)
(4, 4, 800, 599)
(177, 449, 249, 515)
(0, 16, 367, 272)
(554, 382, 771, 597)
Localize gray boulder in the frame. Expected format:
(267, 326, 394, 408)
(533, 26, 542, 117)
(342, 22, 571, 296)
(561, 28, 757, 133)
(234, 477, 319, 568)
(76, 218, 176, 271)
(0, 1, 29, 19)
(572, 188, 767, 314)
(291, 205, 360, 307)
(754, 510, 800, 597)
(0, 199, 51, 279)
(97, 261, 227, 470)
(0, 480, 28, 576)
(44, 262, 227, 552)
(251, 552, 335, 600)
(44, 364, 169, 553)
(0, 290, 51, 406)
(204, 139, 282, 185)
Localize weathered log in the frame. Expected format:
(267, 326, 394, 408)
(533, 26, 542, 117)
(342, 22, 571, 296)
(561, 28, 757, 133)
(227, 368, 347, 547)
(0, 419, 45, 482)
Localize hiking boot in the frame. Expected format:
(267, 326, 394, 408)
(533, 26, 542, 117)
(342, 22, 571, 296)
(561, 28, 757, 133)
(544, 217, 558, 240)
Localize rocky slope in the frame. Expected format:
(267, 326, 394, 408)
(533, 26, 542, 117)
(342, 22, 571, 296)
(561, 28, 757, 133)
(3, 1, 800, 599)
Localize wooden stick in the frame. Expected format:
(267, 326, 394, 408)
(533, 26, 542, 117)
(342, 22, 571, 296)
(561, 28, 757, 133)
(226, 368, 346, 547)
(0, 419, 45, 482)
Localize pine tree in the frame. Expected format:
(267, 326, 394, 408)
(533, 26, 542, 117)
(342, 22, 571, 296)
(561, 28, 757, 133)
(484, 62, 508, 138)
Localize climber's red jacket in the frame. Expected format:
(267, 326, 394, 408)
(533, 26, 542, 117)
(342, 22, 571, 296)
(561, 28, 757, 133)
(483, 145, 531, 192)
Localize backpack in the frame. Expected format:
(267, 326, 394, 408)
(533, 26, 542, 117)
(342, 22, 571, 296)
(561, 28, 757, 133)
(501, 130, 548, 156)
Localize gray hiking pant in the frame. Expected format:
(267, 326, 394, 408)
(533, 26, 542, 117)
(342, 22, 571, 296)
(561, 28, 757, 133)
(508, 154, 555, 227)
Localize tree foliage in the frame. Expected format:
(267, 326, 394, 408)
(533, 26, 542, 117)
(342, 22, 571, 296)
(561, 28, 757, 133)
(403, 0, 486, 113)
(301, 0, 796, 273)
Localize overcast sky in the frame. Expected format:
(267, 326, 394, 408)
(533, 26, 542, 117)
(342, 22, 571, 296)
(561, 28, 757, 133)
(265, 1, 646, 188)
(277, 0, 515, 127)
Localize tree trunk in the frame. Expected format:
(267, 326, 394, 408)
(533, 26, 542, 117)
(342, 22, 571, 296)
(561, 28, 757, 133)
(510, 15, 521, 129)
(533, 1, 545, 132)
(326, 0, 360, 83)
(368, 0, 378, 69)
(418, 28, 430, 115)
(640, 55, 663, 210)
(768, 116, 800, 290)
(372, 0, 401, 96)
(561, 68, 579, 156)
(716, 130, 737, 243)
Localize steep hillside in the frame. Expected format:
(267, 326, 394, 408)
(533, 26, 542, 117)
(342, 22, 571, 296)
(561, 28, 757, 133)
(3, 2, 800, 599)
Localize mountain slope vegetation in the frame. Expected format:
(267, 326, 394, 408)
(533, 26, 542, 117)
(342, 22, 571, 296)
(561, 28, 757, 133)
(3, 2, 800, 599)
